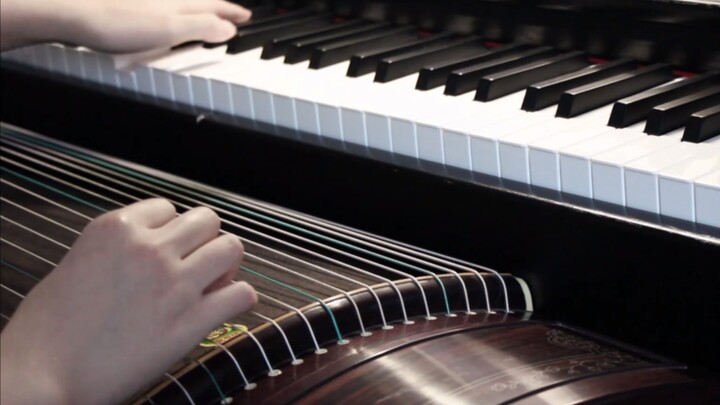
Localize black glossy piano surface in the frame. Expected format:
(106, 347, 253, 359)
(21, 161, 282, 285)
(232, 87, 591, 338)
(2, 0, 719, 375)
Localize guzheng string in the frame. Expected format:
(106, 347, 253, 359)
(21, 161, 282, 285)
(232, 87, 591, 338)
(8, 126, 509, 312)
(0, 132, 479, 318)
(0, 127, 516, 402)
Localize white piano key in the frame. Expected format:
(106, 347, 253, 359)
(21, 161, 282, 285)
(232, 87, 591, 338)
(1, 48, 22, 63)
(469, 109, 556, 176)
(13, 46, 37, 67)
(252, 89, 275, 124)
(117, 69, 138, 94)
(46, 45, 68, 75)
(80, 51, 103, 84)
(210, 78, 234, 115)
(442, 130, 471, 170)
(317, 103, 342, 139)
(135, 64, 156, 96)
(366, 112, 392, 151)
(624, 137, 720, 213)
(296, 99, 318, 134)
(96, 53, 119, 87)
(293, 62, 353, 137)
(64, 48, 85, 78)
(659, 149, 720, 222)
(694, 170, 720, 228)
(559, 124, 645, 197)
(230, 83, 254, 119)
(528, 123, 614, 190)
(152, 67, 175, 101)
(590, 132, 681, 205)
(499, 106, 612, 183)
(341, 108, 366, 145)
(32, 45, 52, 71)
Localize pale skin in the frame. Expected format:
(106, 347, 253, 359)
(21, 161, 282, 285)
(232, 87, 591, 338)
(0, 1, 258, 404)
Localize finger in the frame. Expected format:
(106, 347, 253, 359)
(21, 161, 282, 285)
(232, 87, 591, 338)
(178, 0, 252, 23)
(170, 14, 237, 45)
(203, 270, 235, 294)
(116, 198, 176, 229)
(181, 233, 244, 289)
(210, 1, 252, 23)
(185, 281, 257, 336)
(157, 206, 220, 257)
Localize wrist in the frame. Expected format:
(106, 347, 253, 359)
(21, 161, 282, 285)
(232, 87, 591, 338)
(1, 329, 70, 405)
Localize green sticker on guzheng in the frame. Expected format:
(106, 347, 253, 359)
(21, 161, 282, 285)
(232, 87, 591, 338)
(201, 323, 248, 347)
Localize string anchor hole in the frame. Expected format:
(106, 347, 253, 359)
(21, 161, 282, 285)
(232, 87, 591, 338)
(403, 320, 415, 325)
(445, 313, 458, 318)
(221, 397, 234, 404)
(291, 359, 304, 366)
(381, 325, 394, 330)
(426, 316, 438, 321)
(267, 369, 282, 377)
(315, 348, 328, 355)
(360, 331, 372, 337)
(244, 383, 257, 391)
(337, 339, 350, 345)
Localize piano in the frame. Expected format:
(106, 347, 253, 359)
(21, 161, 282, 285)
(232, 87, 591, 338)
(1, 0, 719, 397)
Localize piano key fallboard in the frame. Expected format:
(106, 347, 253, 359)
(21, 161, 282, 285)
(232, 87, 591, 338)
(1, 0, 718, 231)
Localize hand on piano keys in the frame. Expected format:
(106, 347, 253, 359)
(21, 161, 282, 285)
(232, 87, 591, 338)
(0, 0, 251, 53)
(0, 199, 257, 405)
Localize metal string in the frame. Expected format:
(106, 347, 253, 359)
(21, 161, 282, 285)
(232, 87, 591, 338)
(164, 373, 195, 405)
(251, 311, 303, 365)
(1, 134, 444, 317)
(0, 138, 416, 322)
(1, 139, 403, 326)
(256, 291, 326, 355)
(0, 166, 350, 339)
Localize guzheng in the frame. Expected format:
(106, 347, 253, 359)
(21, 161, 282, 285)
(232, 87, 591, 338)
(1, 0, 720, 403)
(0, 125, 717, 404)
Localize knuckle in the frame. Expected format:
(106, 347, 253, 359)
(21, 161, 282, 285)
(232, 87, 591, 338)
(134, 240, 177, 270)
(154, 198, 177, 215)
(88, 211, 134, 236)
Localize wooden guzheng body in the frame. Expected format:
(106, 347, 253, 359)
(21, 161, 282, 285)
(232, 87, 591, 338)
(1, 0, 720, 403)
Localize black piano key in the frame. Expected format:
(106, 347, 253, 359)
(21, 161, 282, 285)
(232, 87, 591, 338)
(245, 4, 276, 20)
(204, 9, 315, 48)
(374, 36, 485, 83)
(415, 43, 532, 90)
(347, 32, 457, 78)
(237, 8, 314, 30)
(608, 71, 720, 128)
(227, 14, 331, 54)
(284, 22, 392, 64)
(309, 27, 417, 69)
(475, 51, 589, 102)
(261, 20, 367, 60)
(645, 85, 720, 135)
(444, 46, 556, 96)
(556, 63, 675, 118)
(521, 58, 636, 111)
(682, 105, 720, 143)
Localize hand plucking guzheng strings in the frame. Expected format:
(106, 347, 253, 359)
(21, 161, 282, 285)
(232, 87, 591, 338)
(0, 126, 521, 403)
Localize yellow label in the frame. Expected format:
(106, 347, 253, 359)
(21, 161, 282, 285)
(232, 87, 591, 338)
(201, 323, 248, 347)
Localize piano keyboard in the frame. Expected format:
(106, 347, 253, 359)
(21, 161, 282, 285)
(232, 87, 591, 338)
(2, 8, 719, 229)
